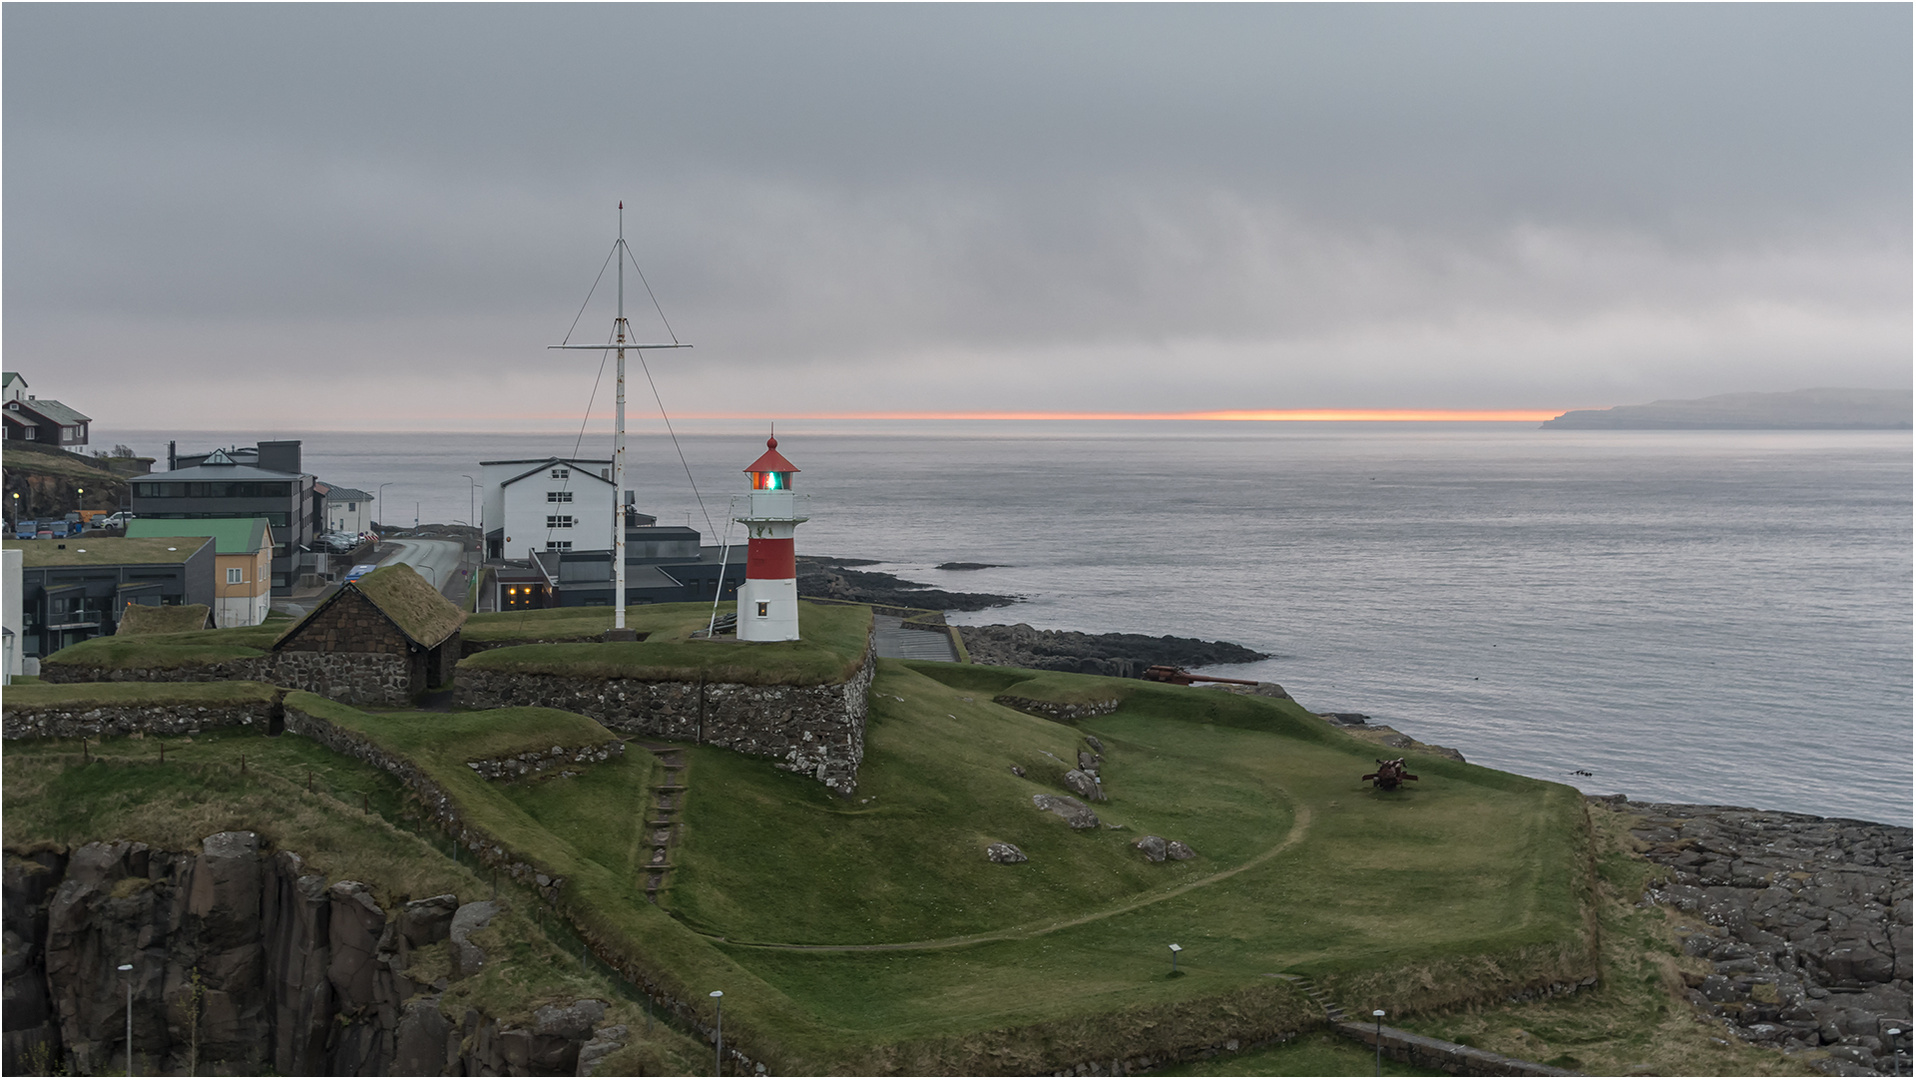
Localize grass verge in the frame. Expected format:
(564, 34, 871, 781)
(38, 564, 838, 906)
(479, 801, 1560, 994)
(4, 680, 280, 709)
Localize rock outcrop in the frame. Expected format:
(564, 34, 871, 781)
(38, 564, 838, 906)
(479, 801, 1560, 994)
(960, 623, 1269, 678)
(1613, 798, 1912, 1074)
(2, 834, 627, 1076)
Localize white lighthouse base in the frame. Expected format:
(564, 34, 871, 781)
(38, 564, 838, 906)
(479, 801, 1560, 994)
(738, 577, 800, 642)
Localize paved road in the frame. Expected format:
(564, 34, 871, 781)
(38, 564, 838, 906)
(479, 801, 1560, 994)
(381, 538, 470, 601)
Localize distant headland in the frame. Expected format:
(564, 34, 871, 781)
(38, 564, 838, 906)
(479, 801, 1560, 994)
(1541, 387, 1912, 430)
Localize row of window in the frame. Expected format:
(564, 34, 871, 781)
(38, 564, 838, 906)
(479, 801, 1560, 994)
(547, 490, 573, 502)
(546, 515, 574, 529)
(134, 481, 296, 499)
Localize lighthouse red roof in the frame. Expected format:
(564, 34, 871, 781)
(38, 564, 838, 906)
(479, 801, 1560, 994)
(744, 435, 799, 475)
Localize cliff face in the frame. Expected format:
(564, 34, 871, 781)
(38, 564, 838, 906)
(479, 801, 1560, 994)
(3, 832, 626, 1076)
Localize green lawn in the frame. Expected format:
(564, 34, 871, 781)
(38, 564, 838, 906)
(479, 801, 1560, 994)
(462, 603, 721, 644)
(42, 614, 295, 669)
(460, 601, 873, 686)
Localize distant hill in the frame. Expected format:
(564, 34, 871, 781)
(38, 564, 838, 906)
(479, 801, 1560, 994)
(1541, 388, 1912, 430)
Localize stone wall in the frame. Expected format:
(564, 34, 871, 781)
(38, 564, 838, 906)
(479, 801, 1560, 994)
(994, 694, 1121, 721)
(2, 699, 279, 740)
(455, 632, 877, 795)
(276, 590, 410, 655)
(466, 740, 625, 783)
(281, 705, 569, 902)
(43, 653, 417, 708)
(2, 834, 630, 1076)
(1335, 1021, 1577, 1077)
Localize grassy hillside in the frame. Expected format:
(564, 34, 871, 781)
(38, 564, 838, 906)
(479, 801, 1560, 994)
(43, 612, 296, 669)
(461, 600, 872, 685)
(4, 647, 1609, 1073)
(0, 724, 710, 1074)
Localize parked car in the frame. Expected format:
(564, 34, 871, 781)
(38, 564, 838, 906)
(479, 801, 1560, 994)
(99, 511, 136, 528)
(324, 533, 361, 554)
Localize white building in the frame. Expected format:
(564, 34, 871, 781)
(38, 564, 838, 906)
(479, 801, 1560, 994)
(323, 485, 374, 534)
(480, 457, 619, 561)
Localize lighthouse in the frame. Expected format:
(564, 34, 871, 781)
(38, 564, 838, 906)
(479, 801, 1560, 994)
(736, 434, 808, 642)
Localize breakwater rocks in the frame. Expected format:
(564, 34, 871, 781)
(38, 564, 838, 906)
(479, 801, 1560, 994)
(960, 623, 1271, 678)
(1610, 797, 1912, 1074)
(2, 833, 629, 1076)
(797, 555, 1018, 612)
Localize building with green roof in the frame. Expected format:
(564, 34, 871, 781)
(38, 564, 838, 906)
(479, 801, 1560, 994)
(125, 518, 274, 627)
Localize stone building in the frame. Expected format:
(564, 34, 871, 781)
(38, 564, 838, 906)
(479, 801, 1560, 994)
(273, 562, 465, 700)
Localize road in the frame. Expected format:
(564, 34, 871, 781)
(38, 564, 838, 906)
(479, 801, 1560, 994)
(381, 538, 470, 601)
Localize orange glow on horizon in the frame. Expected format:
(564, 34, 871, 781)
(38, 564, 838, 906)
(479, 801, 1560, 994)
(646, 408, 1564, 422)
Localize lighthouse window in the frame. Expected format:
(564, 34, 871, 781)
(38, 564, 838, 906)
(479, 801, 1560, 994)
(752, 472, 788, 491)
(757, 602, 769, 617)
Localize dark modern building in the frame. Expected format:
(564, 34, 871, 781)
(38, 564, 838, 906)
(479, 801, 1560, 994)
(131, 447, 320, 592)
(8, 536, 215, 659)
(497, 524, 746, 609)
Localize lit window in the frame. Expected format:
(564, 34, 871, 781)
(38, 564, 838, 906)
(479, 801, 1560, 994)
(546, 515, 574, 529)
(757, 601, 769, 617)
(226, 568, 243, 584)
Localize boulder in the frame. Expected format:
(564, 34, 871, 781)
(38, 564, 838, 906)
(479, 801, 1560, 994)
(448, 901, 501, 980)
(1133, 836, 1168, 863)
(1031, 794, 1100, 830)
(1077, 750, 1101, 771)
(1062, 769, 1105, 802)
(986, 843, 1027, 864)
(1166, 840, 1197, 861)
(1084, 735, 1104, 754)
(397, 894, 459, 949)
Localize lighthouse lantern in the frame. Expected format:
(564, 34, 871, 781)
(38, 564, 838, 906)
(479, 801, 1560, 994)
(735, 434, 808, 642)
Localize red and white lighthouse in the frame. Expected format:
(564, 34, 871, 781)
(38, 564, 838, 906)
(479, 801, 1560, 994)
(736, 434, 808, 642)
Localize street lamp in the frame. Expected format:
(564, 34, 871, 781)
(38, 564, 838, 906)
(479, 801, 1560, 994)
(118, 962, 134, 1076)
(460, 475, 477, 548)
(1886, 1028, 1902, 1076)
(1373, 1009, 1385, 1075)
(1168, 943, 1181, 975)
(376, 483, 393, 535)
(710, 990, 724, 1076)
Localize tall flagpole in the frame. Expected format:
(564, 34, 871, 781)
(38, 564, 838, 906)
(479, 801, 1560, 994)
(614, 204, 628, 632)
(549, 203, 691, 638)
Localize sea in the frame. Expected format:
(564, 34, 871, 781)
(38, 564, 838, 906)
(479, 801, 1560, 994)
(107, 422, 1913, 826)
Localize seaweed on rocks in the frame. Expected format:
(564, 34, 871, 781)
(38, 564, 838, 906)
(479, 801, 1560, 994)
(958, 623, 1270, 678)
(796, 556, 1019, 612)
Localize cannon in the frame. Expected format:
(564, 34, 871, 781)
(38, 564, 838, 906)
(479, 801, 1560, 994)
(1142, 665, 1261, 687)
(1362, 757, 1419, 791)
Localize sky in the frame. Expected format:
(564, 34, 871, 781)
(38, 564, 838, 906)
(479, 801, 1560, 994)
(5, 5, 1910, 431)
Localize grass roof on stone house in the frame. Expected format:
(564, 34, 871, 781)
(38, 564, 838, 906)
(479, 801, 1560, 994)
(275, 562, 467, 651)
(115, 603, 216, 635)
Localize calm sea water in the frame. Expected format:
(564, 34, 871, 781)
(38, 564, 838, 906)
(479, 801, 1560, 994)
(110, 423, 1912, 825)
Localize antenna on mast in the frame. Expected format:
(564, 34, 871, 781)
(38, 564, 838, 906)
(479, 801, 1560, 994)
(549, 204, 693, 637)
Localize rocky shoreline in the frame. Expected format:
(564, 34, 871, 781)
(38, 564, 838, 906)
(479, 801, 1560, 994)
(958, 622, 1270, 678)
(1596, 796, 1913, 1076)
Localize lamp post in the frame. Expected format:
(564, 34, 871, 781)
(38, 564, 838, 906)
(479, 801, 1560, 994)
(118, 962, 134, 1076)
(1373, 1009, 1385, 1075)
(10, 491, 19, 530)
(376, 483, 393, 535)
(1887, 1028, 1902, 1076)
(709, 990, 724, 1076)
(460, 475, 477, 549)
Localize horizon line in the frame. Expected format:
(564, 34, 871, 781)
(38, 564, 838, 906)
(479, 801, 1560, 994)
(654, 409, 1568, 422)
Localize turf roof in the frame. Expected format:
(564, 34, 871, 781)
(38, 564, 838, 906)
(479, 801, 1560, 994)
(278, 561, 466, 649)
(115, 603, 215, 635)
(126, 517, 272, 555)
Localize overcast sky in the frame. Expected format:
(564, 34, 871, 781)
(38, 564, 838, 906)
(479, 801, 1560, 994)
(6, 4, 1909, 430)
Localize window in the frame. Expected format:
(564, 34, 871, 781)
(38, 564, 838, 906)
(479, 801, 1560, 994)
(226, 568, 243, 585)
(546, 490, 573, 503)
(757, 601, 769, 617)
(550, 541, 573, 551)
(551, 467, 569, 479)
(546, 515, 574, 529)
(346, 502, 356, 511)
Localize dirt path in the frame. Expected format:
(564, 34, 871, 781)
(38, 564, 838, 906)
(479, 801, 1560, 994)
(708, 800, 1314, 954)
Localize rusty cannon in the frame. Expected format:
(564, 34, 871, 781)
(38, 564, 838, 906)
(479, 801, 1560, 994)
(1362, 757, 1419, 791)
(1142, 665, 1262, 687)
